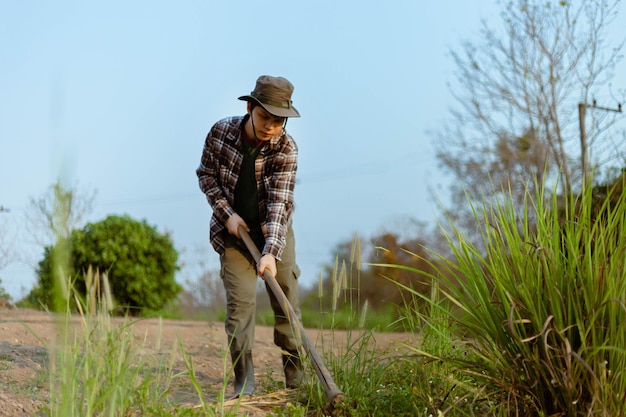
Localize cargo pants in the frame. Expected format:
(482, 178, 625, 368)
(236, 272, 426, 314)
(220, 226, 301, 353)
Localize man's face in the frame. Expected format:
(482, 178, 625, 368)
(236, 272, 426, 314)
(249, 105, 286, 141)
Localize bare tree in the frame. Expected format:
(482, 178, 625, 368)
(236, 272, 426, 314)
(0, 210, 17, 304)
(179, 268, 226, 317)
(25, 180, 97, 247)
(176, 244, 226, 318)
(435, 0, 624, 237)
(0, 215, 15, 272)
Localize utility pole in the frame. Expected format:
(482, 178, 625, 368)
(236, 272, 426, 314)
(578, 100, 623, 186)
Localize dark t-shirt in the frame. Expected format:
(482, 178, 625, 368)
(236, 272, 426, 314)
(233, 129, 265, 251)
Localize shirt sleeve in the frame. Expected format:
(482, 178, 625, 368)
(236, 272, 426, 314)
(196, 123, 236, 225)
(263, 137, 298, 259)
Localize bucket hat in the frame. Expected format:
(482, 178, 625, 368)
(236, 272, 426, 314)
(238, 75, 300, 118)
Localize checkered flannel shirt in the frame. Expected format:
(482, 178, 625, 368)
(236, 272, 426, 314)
(196, 115, 298, 260)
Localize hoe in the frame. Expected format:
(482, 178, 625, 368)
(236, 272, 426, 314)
(238, 226, 345, 413)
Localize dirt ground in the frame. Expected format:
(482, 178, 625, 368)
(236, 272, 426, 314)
(0, 306, 411, 416)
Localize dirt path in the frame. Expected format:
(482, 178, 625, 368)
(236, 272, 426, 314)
(0, 307, 412, 416)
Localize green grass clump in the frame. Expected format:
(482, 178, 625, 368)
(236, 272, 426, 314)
(44, 267, 175, 416)
(375, 179, 626, 415)
(305, 239, 438, 417)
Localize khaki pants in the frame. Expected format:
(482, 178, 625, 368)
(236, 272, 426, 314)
(220, 226, 301, 353)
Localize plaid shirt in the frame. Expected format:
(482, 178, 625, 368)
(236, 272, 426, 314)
(196, 115, 298, 259)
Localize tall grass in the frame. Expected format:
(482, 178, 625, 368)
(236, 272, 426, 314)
(45, 267, 174, 416)
(39, 184, 240, 417)
(382, 180, 626, 415)
(38, 175, 626, 415)
(41, 183, 171, 416)
(305, 236, 437, 416)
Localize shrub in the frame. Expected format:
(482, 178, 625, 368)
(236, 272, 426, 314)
(27, 214, 181, 315)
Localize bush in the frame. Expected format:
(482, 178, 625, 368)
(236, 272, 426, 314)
(25, 214, 181, 315)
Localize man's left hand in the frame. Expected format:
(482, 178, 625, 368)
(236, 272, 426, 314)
(257, 254, 277, 279)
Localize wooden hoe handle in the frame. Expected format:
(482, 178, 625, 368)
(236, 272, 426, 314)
(237, 226, 344, 407)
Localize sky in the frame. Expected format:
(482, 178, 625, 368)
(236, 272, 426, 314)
(1, 1, 624, 301)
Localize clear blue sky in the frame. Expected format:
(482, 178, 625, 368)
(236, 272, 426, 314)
(1, 1, 624, 300)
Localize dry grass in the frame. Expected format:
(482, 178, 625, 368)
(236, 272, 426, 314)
(186, 390, 303, 416)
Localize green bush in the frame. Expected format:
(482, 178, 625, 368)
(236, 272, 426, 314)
(25, 214, 181, 315)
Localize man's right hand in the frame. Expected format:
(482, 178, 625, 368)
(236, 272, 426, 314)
(226, 214, 249, 238)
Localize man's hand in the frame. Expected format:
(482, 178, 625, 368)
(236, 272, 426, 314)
(257, 254, 277, 280)
(226, 213, 248, 238)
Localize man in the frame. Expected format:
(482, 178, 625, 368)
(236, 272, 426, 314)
(196, 75, 303, 397)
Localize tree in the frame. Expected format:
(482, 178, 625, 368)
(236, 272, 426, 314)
(179, 268, 226, 318)
(26, 180, 96, 247)
(0, 215, 14, 272)
(368, 232, 434, 310)
(304, 226, 438, 315)
(27, 214, 181, 314)
(0, 211, 17, 305)
(0, 279, 11, 306)
(435, 0, 624, 240)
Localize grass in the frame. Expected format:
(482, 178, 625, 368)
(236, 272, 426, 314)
(45, 268, 175, 416)
(14, 174, 626, 415)
(21, 243, 313, 416)
(36, 265, 270, 417)
(255, 305, 399, 331)
(369, 178, 626, 416)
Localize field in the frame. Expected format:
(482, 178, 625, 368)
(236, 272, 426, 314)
(0, 306, 410, 416)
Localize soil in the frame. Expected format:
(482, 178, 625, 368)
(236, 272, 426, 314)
(0, 307, 411, 416)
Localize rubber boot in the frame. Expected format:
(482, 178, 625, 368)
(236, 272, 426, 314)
(282, 349, 303, 389)
(231, 350, 255, 397)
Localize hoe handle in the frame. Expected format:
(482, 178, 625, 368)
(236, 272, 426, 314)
(238, 226, 344, 405)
